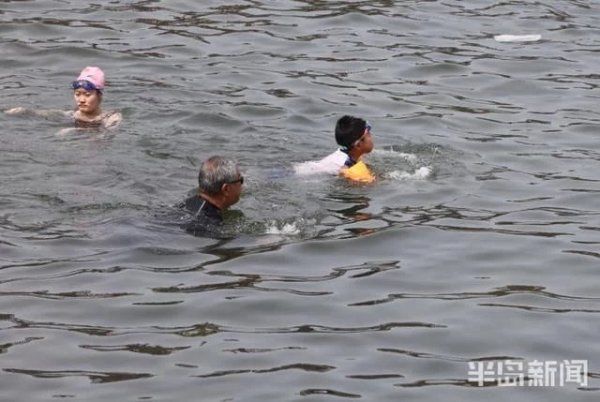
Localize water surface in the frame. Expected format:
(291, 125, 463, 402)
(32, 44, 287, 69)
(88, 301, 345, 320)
(1, 1, 599, 401)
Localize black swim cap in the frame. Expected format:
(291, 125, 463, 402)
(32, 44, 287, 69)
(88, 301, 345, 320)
(335, 115, 366, 149)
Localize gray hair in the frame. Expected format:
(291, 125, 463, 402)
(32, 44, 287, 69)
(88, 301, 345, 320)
(198, 156, 239, 195)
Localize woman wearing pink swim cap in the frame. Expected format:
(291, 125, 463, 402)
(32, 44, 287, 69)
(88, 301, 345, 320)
(70, 66, 121, 129)
(5, 66, 122, 131)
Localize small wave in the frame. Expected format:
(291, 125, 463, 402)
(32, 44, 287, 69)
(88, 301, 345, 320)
(387, 166, 432, 181)
(494, 34, 541, 43)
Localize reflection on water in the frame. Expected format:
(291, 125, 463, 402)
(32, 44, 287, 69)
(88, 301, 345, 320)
(1, 0, 599, 400)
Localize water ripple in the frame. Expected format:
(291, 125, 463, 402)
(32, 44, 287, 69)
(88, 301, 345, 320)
(196, 363, 335, 378)
(351, 285, 600, 306)
(378, 348, 521, 363)
(0, 290, 137, 300)
(0, 336, 43, 354)
(3, 368, 153, 384)
(80, 343, 190, 356)
(299, 388, 361, 398)
(1, 0, 599, 400)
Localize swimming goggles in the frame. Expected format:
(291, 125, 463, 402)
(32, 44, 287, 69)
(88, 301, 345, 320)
(351, 121, 372, 148)
(71, 80, 101, 92)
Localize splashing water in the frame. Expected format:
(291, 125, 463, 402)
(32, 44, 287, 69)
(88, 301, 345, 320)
(386, 166, 433, 181)
(372, 148, 419, 163)
(265, 220, 302, 235)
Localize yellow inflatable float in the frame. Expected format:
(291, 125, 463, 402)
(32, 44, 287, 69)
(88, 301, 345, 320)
(341, 161, 375, 183)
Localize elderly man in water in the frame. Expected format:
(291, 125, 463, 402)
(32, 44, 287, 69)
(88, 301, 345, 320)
(181, 155, 244, 234)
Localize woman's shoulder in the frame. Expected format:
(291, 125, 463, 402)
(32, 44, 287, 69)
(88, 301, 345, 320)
(101, 110, 122, 129)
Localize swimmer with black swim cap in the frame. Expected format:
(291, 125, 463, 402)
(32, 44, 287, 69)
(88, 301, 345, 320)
(294, 115, 375, 182)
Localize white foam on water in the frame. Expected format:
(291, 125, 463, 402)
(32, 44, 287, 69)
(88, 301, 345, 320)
(372, 148, 419, 162)
(387, 166, 432, 181)
(494, 34, 541, 43)
(265, 221, 301, 235)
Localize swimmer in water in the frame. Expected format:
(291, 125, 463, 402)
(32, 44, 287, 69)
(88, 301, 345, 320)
(5, 66, 122, 130)
(181, 156, 244, 235)
(294, 115, 375, 182)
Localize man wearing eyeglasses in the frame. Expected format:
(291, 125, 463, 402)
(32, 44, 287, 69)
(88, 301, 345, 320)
(182, 155, 244, 234)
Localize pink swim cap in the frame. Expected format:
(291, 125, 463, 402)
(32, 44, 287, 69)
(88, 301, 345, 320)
(76, 66, 105, 90)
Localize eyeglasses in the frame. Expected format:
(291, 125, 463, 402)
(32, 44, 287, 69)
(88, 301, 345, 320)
(71, 80, 99, 91)
(228, 176, 244, 185)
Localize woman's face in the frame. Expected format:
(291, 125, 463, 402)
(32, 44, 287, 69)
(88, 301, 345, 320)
(74, 88, 101, 115)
